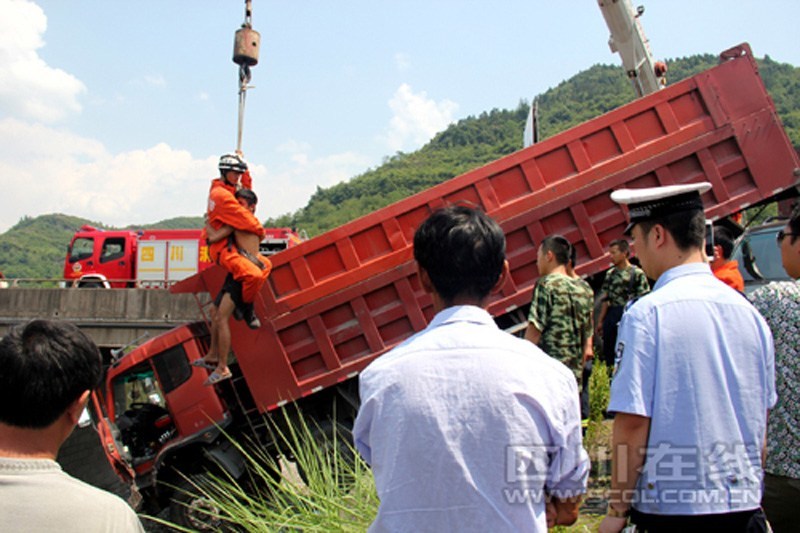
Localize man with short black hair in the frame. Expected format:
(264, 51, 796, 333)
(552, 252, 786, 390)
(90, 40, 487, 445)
(354, 206, 589, 532)
(0, 320, 144, 532)
(525, 235, 594, 378)
(710, 226, 745, 291)
(599, 183, 775, 533)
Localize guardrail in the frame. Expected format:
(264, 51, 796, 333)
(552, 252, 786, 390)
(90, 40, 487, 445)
(0, 278, 184, 289)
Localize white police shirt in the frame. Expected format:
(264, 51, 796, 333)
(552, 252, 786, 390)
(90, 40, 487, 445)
(354, 305, 590, 532)
(609, 263, 776, 515)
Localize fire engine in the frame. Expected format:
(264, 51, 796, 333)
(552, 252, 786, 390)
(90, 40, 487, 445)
(64, 225, 302, 288)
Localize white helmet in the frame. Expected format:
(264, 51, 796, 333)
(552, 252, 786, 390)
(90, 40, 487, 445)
(219, 153, 248, 174)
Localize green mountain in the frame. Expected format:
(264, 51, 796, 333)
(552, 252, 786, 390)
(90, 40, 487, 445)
(2, 54, 798, 279)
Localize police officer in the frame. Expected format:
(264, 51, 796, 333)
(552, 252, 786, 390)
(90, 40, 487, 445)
(599, 182, 775, 533)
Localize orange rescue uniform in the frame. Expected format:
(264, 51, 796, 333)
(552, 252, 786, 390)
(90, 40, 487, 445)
(204, 177, 272, 303)
(712, 259, 745, 292)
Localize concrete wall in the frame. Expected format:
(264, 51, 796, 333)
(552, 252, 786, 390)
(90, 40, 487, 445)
(0, 288, 209, 347)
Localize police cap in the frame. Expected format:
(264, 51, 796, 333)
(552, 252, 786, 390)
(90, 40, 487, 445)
(611, 182, 712, 236)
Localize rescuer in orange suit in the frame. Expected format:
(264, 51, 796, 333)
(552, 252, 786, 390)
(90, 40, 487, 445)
(205, 152, 270, 298)
(194, 154, 271, 384)
(197, 186, 271, 385)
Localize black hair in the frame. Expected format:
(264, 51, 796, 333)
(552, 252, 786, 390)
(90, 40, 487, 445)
(0, 320, 102, 428)
(569, 242, 578, 267)
(235, 188, 258, 207)
(413, 205, 505, 304)
(638, 209, 705, 251)
(540, 235, 571, 266)
(609, 239, 630, 255)
(789, 204, 800, 245)
(712, 227, 735, 259)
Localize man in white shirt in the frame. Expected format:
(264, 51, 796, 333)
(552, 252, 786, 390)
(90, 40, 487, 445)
(354, 205, 590, 532)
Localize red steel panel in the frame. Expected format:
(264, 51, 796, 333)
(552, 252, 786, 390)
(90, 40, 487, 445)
(172, 44, 800, 412)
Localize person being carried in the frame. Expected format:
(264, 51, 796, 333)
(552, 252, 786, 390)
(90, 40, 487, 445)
(354, 206, 589, 531)
(0, 319, 145, 532)
(524, 235, 594, 380)
(196, 188, 272, 385)
(710, 226, 745, 292)
(594, 239, 649, 368)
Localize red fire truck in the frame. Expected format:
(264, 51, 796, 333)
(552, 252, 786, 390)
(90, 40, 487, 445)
(63, 225, 302, 288)
(90, 46, 800, 527)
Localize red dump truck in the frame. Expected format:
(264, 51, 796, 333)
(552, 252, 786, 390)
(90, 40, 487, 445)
(91, 45, 799, 527)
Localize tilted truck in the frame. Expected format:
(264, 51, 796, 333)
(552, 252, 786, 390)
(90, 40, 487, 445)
(64, 225, 302, 288)
(90, 45, 800, 527)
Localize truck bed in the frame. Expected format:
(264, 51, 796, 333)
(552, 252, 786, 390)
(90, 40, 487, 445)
(174, 44, 800, 412)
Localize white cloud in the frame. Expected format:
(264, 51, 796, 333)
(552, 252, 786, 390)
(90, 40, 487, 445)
(0, 117, 214, 232)
(382, 83, 458, 152)
(0, 0, 85, 123)
(0, 117, 372, 233)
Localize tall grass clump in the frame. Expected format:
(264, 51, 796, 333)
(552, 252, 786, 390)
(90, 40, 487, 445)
(155, 410, 379, 532)
(584, 359, 611, 448)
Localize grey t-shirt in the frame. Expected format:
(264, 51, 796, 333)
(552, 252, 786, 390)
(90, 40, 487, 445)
(0, 457, 144, 532)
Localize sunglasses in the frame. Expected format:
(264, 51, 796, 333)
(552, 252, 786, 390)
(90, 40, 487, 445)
(776, 229, 796, 244)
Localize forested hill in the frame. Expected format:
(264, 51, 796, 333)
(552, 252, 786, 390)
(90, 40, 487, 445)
(2, 54, 798, 279)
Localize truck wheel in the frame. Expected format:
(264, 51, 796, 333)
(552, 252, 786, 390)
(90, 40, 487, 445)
(78, 281, 104, 288)
(169, 476, 225, 531)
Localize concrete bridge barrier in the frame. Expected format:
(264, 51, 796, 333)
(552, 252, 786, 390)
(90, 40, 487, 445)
(0, 288, 209, 347)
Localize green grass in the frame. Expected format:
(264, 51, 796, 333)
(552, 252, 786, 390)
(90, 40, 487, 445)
(147, 412, 378, 531)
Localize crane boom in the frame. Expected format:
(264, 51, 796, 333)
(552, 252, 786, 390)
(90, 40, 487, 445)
(597, 0, 665, 97)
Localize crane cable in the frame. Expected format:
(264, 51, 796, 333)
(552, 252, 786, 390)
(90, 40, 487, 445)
(233, 0, 260, 152)
(237, 63, 251, 153)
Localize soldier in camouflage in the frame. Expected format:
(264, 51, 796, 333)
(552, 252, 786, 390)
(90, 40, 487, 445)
(525, 236, 594, 379)
(595, 239, 650, 367)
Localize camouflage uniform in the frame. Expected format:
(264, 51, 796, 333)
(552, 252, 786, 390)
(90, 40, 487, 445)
(601, 265, 649, 307)
(528, 273, 593, 378)
(599, 265, 650, 365)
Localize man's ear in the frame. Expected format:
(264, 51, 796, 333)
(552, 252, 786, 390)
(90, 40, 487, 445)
(65, 390, 91, 426)
(490, 260, 510, 295)
(651, 224, 667, 248)
(417, 264, 435, 294)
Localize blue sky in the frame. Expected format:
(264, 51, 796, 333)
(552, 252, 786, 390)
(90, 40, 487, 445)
(0, 0, 798, 233)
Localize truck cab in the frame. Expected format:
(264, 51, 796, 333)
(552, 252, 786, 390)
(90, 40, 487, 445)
(91, 322, 233, 524)
(64, 226, 138, 288)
